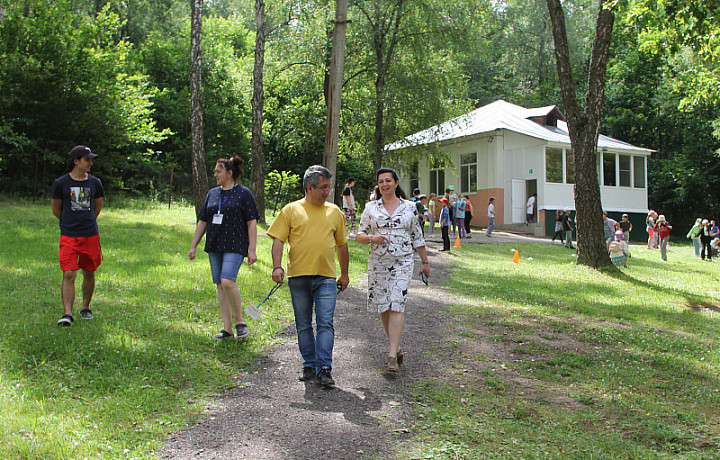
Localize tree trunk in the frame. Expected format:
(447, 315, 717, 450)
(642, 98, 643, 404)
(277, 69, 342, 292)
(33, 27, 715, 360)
(372, 73, 385, 173)
(190, 0, 208, 214)
(323, 0, 349, 200)
(546, 0, 614, 268)
(250, 0, 266, 223)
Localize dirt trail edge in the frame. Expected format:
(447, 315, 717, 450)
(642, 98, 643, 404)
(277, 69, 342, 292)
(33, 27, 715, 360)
(160, 248, 454, 459)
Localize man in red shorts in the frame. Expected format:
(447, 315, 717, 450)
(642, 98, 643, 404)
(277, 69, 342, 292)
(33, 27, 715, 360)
(51, 145, 104, 326)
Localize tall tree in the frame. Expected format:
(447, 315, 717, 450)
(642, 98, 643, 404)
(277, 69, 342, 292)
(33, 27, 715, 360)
(190, 0, 208, 212)
(322, 0, 349, 194)
(349, 0, 472, 172)
(546, 0, 614, 268)
(250, 0, 267, 222)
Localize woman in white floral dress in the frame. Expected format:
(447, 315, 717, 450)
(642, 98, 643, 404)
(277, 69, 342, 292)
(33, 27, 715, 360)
(357, 168, 430, 372)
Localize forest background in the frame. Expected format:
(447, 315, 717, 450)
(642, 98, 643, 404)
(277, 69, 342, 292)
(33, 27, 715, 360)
(1, 0, 719, 233)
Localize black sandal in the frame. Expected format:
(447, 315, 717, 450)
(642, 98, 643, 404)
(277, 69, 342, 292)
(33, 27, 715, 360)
(212, 330, 233, 339)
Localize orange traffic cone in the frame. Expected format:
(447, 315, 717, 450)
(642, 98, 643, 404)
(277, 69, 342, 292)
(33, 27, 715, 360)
(512, 250, 519, 264)
(454, 235, 462, 248)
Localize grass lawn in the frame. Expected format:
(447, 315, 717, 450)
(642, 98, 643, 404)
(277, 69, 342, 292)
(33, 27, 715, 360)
(3, 200, 720, 459)
(0, 199, 368, 459)
(401, 241, 720, 459)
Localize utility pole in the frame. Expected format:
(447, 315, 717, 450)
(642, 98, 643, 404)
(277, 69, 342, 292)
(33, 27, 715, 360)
(323, 0, 349, 201)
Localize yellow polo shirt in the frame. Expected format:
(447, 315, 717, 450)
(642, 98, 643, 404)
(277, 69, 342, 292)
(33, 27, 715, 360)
(267, 198, 347, 278)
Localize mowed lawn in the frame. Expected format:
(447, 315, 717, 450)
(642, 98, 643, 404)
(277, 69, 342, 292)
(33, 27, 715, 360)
(2, 199, 720, 459)
(0, 199, 368, 459)
(401, 240, 720, 459)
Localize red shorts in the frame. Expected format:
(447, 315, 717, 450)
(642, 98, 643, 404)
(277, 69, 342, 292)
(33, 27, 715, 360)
(59, 235, 102, 271)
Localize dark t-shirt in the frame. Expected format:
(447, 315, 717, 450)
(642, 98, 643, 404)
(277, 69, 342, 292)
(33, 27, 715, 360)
(197, 185, 260, 254)
(51, 174, 104, 237)
(619, 220, 631, 232)
(562, 214, 573, 231)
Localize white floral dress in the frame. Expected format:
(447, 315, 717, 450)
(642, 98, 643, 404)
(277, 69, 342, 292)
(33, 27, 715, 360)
(358, 198, 426, 313)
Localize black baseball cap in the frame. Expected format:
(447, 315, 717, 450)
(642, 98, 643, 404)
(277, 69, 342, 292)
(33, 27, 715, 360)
(68, 145, 98, 161)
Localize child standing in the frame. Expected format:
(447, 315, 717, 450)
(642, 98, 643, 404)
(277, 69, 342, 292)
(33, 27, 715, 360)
(654, 215, 672, 261)
(439, 197, 451, 252)
(609, 230, 631, 267)
(552, 209, 564, 243)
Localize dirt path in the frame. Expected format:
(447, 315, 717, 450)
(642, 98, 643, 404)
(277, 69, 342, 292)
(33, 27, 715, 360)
(159, 247, 455, 459)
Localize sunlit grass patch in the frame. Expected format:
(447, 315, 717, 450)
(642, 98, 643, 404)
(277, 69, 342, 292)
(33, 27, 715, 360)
(403, 242, 720, 458)
(0, 199, 369, 459)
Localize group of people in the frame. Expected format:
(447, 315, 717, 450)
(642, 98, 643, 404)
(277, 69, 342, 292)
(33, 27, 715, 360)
(52, 149, 428, 388)
(686, 217, 719, 261)
(55, 144, 717, 391)
(551, 208, 576, 249)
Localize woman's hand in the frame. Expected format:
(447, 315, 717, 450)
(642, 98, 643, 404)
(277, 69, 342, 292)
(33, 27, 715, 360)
(370, 234, 388, 245)
(419, 262, 430, 277)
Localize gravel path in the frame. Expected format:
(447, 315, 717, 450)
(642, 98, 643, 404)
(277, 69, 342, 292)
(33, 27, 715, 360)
(159, 247, 455, 460)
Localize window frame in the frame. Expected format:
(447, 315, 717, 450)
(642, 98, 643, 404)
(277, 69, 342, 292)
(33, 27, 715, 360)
(460, 152, 478, 194)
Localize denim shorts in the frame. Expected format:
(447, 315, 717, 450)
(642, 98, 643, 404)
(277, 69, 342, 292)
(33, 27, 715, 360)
(208, 252, 244, 284)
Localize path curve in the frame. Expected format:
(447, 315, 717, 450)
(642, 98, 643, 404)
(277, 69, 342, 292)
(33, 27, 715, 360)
(159, 247, 454, 459)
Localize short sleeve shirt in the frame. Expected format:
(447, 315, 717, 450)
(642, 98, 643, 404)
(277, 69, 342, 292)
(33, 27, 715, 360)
(197, 185, 260, 255)
(455, 199, 466, 219)
(267, 198, 347, 278)
(342, 186, 354, 209)
(51, 174, 104, 237)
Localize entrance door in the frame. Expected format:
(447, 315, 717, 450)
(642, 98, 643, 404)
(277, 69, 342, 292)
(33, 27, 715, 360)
(526, 179, 537, 222)
(512, 180, 525, 223)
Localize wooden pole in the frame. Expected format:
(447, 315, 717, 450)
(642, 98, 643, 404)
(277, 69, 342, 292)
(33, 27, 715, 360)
(323, 0, 349, 202)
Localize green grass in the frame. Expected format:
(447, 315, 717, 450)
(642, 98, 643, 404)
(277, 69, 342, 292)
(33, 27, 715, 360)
(5, 200, 720, 459)
(401, 242, 720, 459)
(0, 200, 368, 459)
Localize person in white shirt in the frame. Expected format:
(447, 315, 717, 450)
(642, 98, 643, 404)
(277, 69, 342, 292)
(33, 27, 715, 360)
(486, 197, 495, 237)
(525, 193, 536, 224)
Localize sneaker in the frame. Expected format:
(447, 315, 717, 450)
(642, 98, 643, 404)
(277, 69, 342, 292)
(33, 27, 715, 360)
(80, 308, 93, 319)
(235, 323, 249, 339)
(298, 366, 317, 381)
(57, 314, 74, 326)
(317, 367, 335, 387)
(212, 330, 233, 340)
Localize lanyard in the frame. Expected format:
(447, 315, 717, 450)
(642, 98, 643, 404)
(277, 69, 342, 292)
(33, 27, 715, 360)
(259, 282, 283, 306)
(218, 185, 235, 213)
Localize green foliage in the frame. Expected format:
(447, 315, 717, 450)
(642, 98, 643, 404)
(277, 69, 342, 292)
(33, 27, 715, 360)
(604, 20, 720, 231)
(0, 0, 168, 196)
(264, 169, 302, 213)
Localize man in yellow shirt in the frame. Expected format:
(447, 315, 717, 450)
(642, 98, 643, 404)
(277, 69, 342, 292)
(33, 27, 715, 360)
(268, 165, 349, 387)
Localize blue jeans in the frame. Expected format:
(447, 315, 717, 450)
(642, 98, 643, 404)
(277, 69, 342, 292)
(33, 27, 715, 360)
(486, 217, 495, 235)
(692, 238, 701, 257)
(208, 252, 244, 284)
(288, 276, 337, 370)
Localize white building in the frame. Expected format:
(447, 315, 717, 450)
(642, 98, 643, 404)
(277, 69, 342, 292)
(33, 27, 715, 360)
(386, 100, 653, 238)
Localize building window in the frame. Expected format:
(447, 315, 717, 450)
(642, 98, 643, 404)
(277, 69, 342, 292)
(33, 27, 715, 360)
(619, 155, 631, 187)
(429, 168, 445, 196)
(460, 153, 477, 194)
(409, 162, 419, 192)
(565, 149, 574, 184)
(633, 156, 646, 188)
(603, 152, 616, 186)
(546, 147, 563, 183)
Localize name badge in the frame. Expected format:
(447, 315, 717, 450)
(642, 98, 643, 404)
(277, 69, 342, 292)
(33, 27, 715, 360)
(212, 213, 224, 225)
